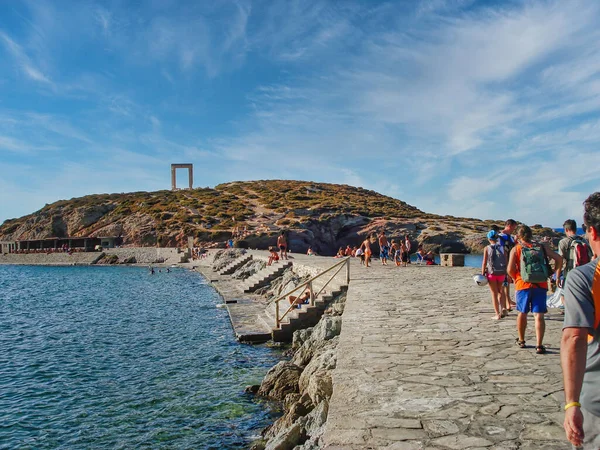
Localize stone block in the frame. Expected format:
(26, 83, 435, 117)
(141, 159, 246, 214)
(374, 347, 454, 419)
(440, 253, 465, 267)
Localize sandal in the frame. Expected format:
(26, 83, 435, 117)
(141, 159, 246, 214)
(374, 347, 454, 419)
(501, 309, 508, 318)
(516, 338, 526, 348)
(536, 345, 547, 354)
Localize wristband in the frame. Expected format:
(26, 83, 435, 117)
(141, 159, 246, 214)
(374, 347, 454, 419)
(564, 402, 581, 411)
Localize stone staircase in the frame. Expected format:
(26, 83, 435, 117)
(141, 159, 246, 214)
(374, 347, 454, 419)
(241, 261, 293, 293)
(259, 285, 348, 342)
(218, 254, 253, 275)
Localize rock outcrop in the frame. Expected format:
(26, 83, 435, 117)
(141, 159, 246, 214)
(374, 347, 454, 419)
(253, 291, 346, 450)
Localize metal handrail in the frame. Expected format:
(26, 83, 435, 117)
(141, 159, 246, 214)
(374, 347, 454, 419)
(274, 257, 351, 328)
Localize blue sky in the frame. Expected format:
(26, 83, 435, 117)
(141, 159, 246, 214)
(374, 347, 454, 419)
(1, 0, 600, 228)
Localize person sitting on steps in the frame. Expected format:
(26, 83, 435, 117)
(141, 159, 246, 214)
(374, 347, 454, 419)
(289, 286, 312, 309)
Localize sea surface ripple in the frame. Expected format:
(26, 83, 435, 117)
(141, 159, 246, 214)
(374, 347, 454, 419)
(0, 265, 281, 449)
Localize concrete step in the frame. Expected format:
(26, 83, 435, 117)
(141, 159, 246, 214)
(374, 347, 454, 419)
(219, 254, 253, 275)
(263, 285, 348, 342)
(242, 261, 292, 293)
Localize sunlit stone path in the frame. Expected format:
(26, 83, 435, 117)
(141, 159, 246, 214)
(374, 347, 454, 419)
(324, 261, 568, 449)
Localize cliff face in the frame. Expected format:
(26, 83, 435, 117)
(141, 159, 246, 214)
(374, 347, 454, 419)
(0, 180, 561, 254)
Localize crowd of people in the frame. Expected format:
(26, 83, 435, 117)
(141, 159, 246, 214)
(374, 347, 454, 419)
(232, 193, 600, 446)
(476, 193, 600, 448)
(349, 231, 435, 267)
(231, 225, 251, 240)
(324, 232, 434, 268)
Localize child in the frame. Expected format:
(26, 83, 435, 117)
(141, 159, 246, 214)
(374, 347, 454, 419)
(267, 246, 280, 266)
(391, 240, 401, 266)
(355, 247, 365, 265)
(399, 241, 409, 267)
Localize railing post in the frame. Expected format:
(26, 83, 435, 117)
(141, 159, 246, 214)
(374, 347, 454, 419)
(309, 281, 314, 306)
(346, 258, 350, 285)
(276, 301, 280, 328)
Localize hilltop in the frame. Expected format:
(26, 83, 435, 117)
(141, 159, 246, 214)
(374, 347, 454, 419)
(0, 180, 559, 254)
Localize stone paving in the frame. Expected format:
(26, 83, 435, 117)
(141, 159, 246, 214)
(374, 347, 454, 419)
(323, 260, 570, 449)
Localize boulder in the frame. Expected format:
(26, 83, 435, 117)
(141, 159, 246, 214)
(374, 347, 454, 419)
(298, 348, 336, 404)
(212, 249, 244, 271)
(293, 323, 341, 368)
(264, 423, 304, 450)
(264, 393, 313, 441)
(292, 328, 313, 350)
(257, 361, 302, 401)
(303, 399, 329, 439)
(232, 259, 266, 280)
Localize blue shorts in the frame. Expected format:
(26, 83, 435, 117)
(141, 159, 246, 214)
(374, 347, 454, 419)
(381, 247, 389, 259)
(515, 287, 547, 314)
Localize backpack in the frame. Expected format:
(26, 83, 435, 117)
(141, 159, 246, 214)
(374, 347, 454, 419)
(569, 237, 592, 268)
(498, 233, 515, 253)
(520, 244, 549, 284)
(486, 244, 506, 275)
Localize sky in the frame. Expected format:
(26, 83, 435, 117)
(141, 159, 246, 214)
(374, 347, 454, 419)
(1, 0, 600, 228)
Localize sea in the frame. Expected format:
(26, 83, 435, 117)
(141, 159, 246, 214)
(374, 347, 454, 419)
(413, 253, 483, 268)
(0, 265, 282, 449)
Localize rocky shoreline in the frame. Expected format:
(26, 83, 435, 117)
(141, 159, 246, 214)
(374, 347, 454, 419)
(201, 249, 345, 450)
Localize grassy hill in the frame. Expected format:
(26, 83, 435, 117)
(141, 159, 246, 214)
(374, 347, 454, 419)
(0, 180, 559, 254)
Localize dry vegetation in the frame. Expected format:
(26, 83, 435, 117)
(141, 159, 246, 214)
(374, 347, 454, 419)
(0, 180, 560, 250)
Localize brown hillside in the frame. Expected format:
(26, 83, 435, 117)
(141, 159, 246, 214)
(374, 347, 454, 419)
(0, 180, 560, 254)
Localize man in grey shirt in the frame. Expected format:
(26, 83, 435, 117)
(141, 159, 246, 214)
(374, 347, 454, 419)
(561, 192, 600, 448)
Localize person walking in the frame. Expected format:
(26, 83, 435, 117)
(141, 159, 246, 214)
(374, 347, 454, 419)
(378, 231, 389, 265)
(507, 224, 562, 354)
(561, 192, 600, 448)
(481, 230, 508, 320)
(360, 233, 375, 268)
(499, 219, 518, 311)
(559, 219, 593, 286)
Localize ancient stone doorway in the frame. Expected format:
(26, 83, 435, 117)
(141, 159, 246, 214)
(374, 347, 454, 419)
(171, 164, 193, 190)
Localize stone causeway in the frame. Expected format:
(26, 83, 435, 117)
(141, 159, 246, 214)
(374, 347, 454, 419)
(323, 259, 568, 449)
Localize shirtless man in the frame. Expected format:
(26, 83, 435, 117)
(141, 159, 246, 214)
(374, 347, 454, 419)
(378, 231, 389, 265)
(360, 233, 375, 267)
(277, 232, 288, 260)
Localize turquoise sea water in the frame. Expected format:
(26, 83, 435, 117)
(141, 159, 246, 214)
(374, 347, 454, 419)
(0, 265, 281, 449)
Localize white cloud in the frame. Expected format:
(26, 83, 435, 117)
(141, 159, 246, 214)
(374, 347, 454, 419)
(3, 0, 600, 229)
(0, 31, 53, 86)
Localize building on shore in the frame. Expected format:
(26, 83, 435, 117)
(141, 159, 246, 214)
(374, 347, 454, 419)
(0, 241, 17, 254)
(3, 236, 122, 253)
